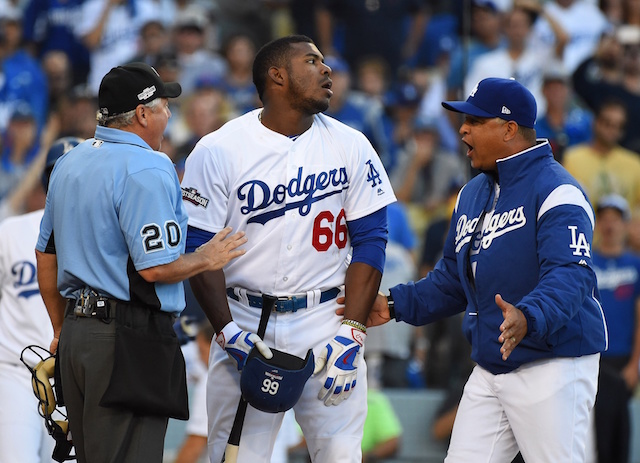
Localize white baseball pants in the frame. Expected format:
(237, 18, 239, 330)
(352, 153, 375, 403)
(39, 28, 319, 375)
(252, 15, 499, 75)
(445, 354, 600, 463)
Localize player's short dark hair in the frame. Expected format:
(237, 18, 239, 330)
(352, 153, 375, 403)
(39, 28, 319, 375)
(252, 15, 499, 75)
(252, 35, 315, 102)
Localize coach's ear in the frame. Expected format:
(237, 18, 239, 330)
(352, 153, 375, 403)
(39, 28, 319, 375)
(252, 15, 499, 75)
(267, 65, 286, 88)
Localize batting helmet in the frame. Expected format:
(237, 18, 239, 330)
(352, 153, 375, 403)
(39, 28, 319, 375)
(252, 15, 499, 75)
(241, 347, 314, 413)
(41, 137, 84, 193)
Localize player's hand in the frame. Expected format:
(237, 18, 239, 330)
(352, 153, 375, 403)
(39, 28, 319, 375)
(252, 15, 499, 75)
(496, 294, 528, 361)
(335, 293, 392, 328)
(196, 226, 247, 271)
(49, 335, 59, 354)
(215, 321, 272, 371)
(313, 323, 366, 406)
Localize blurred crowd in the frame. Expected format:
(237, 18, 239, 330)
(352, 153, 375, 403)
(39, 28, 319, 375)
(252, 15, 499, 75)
(3, 0, 640, 460)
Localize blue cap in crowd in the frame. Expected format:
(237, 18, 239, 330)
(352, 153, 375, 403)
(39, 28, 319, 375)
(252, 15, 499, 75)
(442, 77, 537, 128)
(596, 194, 631, 221)
(325, 56, 350, 74)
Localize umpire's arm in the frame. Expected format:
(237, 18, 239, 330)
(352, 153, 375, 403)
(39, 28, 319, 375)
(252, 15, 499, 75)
(35, 249, 66, 354)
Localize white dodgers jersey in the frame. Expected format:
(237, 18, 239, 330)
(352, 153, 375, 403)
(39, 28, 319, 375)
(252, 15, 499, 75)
(181, 110, 396, 294)
(0, 210, 53, 366)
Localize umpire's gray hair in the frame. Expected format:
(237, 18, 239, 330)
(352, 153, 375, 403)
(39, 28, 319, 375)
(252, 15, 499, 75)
(97, 98, 163, 128)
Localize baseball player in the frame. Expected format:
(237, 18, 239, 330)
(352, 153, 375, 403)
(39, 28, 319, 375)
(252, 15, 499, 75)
(180, 35, 396, 463)
(362, 78, 608, 462)
(0, 137, 82, 463)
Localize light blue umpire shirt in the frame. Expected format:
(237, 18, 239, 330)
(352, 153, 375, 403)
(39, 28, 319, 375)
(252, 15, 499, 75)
(36, 125, 187, 315)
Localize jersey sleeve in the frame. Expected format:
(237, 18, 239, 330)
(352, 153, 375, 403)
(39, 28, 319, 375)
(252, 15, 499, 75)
(343, 133, 396, 221)
(119, 166, 186, 271)
(180, 141, 230, 234)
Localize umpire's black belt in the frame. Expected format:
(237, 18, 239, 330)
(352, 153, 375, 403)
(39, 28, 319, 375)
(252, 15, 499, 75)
(226, 287, 341, 313)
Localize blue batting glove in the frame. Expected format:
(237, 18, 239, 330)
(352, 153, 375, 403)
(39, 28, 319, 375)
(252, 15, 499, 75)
(215, 321, 272, 371)
(313, 323, 366, 406)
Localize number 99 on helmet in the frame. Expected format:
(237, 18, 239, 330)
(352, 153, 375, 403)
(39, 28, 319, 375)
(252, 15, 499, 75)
(240, 347, 314, 413)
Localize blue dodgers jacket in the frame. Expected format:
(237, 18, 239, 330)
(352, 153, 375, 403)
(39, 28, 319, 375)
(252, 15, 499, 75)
(390, 140, 608, 374)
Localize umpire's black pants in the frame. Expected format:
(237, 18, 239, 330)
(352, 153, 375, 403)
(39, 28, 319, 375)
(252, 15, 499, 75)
(59, 304, 168, 463)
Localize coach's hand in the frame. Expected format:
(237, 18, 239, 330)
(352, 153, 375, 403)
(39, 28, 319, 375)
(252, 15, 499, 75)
(195, 226, 247, 271)
(335, 293, 391, 328)
(215, 321, 272, 371)
(313, 323, 366, 406)
(496, 294, 528, 361)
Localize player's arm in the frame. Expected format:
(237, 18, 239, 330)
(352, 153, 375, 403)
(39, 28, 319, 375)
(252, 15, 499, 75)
(138, 226, 247, 285)
(342, 207, 388, 325)
(185, 226, 271, 370)
(35, 246, 66, 353)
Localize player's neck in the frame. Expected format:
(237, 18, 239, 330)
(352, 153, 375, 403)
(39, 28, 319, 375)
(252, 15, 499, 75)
(259, 108, 314, 137)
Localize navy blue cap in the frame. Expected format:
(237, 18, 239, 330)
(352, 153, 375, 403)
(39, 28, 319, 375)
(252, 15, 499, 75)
(442, 77, 537, 128)
(384, 82, 421, 107)
(241, 348, 314, 413)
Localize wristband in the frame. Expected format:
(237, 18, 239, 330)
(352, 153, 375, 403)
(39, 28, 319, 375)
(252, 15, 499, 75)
(342, 319, 366, 333)
(387, 293, 396, 320)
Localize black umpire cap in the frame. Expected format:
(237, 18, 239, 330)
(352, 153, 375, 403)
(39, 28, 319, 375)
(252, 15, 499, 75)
(98, 62, 182, 118)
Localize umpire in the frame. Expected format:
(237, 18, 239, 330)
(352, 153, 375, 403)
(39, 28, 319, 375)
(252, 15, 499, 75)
(35, 62, 247, 463)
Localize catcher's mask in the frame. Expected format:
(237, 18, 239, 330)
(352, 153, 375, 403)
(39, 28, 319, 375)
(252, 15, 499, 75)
(240, 347, 314, 413)
(20, 345, 74, 462)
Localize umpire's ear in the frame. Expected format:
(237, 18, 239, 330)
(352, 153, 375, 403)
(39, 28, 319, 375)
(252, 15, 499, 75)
(135, 104, 149, 127)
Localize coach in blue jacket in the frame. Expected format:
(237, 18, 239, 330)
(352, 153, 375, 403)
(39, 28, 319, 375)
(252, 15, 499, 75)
(368, 77, 607, 462)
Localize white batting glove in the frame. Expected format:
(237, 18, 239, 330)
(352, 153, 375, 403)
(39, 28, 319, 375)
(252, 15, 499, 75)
(313, 322, 366, 406)
(215, 321, 273, 371)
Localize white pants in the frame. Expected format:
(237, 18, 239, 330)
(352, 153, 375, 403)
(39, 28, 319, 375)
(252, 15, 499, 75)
(206, 297, 367, 463)
(446, 354, 600, 463)
(0, 362, 57, 463)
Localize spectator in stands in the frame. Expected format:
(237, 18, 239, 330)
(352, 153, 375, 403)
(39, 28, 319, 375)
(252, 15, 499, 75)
(563, 99, 640, 210)
(74, 0, 158, 93)
(219, 33, 260, 115)
(534, 67, 593, 163)
(391, 115, 467, 213)
(529, 0, 611, 74)
(361, 384, 403, 462)
(22, 0, 91, 86)
(173, 84, 234, 174)
(572, 25, 640, 153)
(0, 104, 40, 201)
(591, 194, 640, 463)
(172, 5, 227, 98)
(381, 81, 424, 174)
(55, 84, 98, 140)
(315, 0, 428, 83)
(446, 0, 503, 104)
(463, 0, 569, 117)
(41, 50, 73, 115)
(323, 55, 390, 167)
(0, 7, 48, 134)
(131, 18, 171, 67)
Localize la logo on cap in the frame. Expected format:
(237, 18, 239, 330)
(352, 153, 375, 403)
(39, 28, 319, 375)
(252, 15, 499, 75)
(469, 82, 479, 97)
(501, 106, 511, 115)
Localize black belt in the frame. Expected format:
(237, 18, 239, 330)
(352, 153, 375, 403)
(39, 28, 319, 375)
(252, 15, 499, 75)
(66, 296, 118, 320)
(226, 287, 341, 313)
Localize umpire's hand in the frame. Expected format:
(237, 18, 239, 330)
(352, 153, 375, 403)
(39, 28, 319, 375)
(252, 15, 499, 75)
(195, 227, 247, 271)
